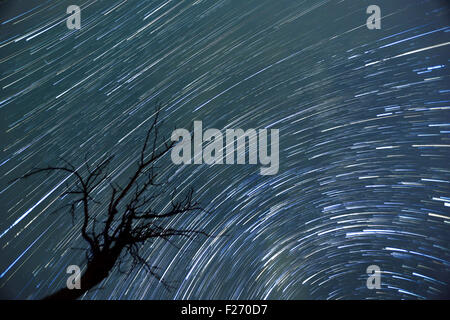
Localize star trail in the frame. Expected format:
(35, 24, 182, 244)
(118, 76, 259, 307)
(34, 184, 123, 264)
(0, 0, 449, 299)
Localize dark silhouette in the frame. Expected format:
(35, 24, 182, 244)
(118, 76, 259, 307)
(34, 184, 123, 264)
(18, 107, 207, 300)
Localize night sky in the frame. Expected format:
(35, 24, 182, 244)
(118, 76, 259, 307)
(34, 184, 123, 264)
(0, 0, 449, 299)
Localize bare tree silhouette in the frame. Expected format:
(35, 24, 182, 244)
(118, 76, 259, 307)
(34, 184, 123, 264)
(18, 107, 208, 300)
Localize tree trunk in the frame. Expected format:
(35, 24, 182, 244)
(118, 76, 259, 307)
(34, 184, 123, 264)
(43, 249, 121, 300)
